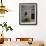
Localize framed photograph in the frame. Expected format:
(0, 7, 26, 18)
(19, 3, 37, 25)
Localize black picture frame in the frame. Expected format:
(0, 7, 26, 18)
(19, 3, 37, 25)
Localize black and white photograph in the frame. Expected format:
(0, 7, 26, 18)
(19, 3, 37, 25)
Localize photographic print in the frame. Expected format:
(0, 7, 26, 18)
(19, 3, 37, 25)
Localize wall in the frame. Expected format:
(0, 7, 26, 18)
(0, 0, 46, 44)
